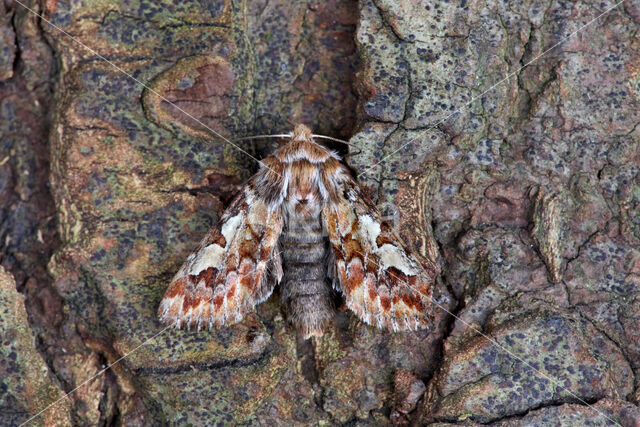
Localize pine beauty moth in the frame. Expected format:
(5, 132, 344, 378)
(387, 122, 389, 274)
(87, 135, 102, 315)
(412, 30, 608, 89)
(158, 124, 437, 339)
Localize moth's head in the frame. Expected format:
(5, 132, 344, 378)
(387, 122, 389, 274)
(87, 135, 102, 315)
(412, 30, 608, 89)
(275, 124, 335, 164)
(291, 124, 313, 143)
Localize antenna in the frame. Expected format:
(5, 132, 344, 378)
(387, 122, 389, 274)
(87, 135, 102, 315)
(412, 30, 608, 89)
(311, 134, 351, 146)
(233, 134, 292, 142)
(232, 133, 352, 146)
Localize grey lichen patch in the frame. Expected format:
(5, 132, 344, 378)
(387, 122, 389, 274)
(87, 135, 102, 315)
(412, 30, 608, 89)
(49, 0, 233, 62)
(247, 0, 359, 139)
(98, 5, 232, 53)
(373, 0, 461, 43)
(427, 309, 633, 424)
(531, 188, 566, 283)
(451, 227, 550, 297)
(556, 22, 640, 137)
(347, 121, 397, 187)
(381, 127, 447, 176)
(356, 0, 409, 123)
(565, 229, 640, 306)
(0, 267, 72, 426)
(494, 398, 640, 426)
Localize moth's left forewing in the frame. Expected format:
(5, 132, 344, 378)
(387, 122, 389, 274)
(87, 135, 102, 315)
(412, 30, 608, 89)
(158, 180, 284, 330)
(158, 192, 247, 328)
(322, 172, 435, 332)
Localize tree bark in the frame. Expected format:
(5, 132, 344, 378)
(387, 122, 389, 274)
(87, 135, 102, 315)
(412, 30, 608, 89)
(1, 0, 639, 424)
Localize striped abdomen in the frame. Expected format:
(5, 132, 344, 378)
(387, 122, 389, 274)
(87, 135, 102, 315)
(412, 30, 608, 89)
(279, 214, 334, 338)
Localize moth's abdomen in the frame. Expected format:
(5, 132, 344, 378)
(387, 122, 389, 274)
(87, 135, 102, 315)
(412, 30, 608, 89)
(279, 215, 334, 339)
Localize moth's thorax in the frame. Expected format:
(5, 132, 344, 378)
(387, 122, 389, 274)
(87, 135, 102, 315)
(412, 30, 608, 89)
(256, 124, 348, 210)
(283, 192, 322, 219)
(283, 160, 323, 218)
(275, 125, 334, 218)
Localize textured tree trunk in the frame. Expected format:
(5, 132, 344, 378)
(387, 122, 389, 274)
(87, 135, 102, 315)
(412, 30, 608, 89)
(1, 0, 639, 424)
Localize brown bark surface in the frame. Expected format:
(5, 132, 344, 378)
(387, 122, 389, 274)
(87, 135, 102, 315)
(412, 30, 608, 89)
(1, 0, 639, 425)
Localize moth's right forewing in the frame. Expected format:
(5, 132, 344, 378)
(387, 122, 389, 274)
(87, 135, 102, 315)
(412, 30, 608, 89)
(322, 178, 435, 332)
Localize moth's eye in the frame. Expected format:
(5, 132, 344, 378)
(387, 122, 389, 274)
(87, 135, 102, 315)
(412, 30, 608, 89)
(296, 192, 311, 203)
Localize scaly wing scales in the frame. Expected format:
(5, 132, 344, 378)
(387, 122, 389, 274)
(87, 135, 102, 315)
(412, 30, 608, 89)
(322, 179, 435, 332)
(158, 185, 283, 330)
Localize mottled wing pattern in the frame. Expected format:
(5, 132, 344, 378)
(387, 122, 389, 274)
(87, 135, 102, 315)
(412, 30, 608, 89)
(322, 179, 435, 331)
(158, 185, 284, 330)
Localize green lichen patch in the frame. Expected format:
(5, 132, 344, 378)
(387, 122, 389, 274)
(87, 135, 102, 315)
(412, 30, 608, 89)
(531, 188, 567, 283)
(320, 356, 392, 423)
(0, 267, 72, 426)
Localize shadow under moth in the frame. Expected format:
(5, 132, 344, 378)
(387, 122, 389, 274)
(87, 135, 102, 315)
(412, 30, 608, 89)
(158, 124, 437, 338)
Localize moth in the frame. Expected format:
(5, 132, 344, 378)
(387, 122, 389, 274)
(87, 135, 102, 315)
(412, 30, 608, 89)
(158, 124, 436, 338)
